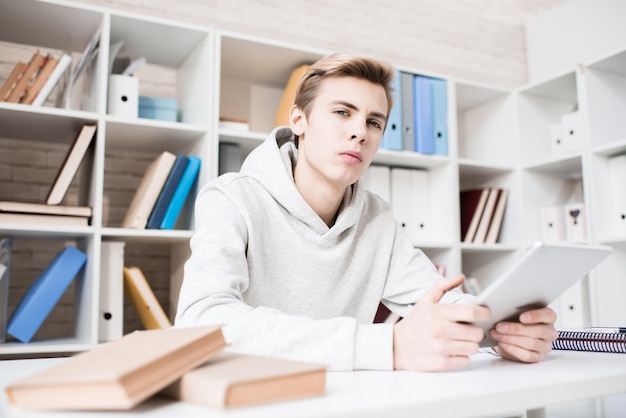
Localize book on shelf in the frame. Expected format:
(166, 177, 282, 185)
(0, 238, 12, 343)
(460, 188, 490, 243)
(146, 154, 189, 229)
(5, 326, 227, 411)
(46, 124, 97, 205)
(31, 53, 72, 107)
(274, 64, 310, 128)
(99, 241, 125, 343)
(413, 75, 434, 154)
(0, 201, 91, 218)
(484, 188, 508, 244)
(400, 71, 415, 152)
(472, 188, 500, 244)
(20, 54, 59, 105)
(5, 51, 47, 103)
(552, 329, 626, 353)
(161, 352, 326, 409)
(380, 69, 403, 151)
(0, 61, 27, 101)
(541, 204, 566, 242)
(431, 77, 448, 156)
(0, 213, 89, 227)
(7, 246, 87, 343)
(122, 151, 177, 229)
(123, 266, 172, 330)
(160, 155, 201, 230)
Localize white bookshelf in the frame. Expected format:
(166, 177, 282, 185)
(1, 0, 624, 357)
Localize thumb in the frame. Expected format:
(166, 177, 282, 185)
(419, 275, 465, 304)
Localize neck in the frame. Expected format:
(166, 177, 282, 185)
(293, 166, 345, 228)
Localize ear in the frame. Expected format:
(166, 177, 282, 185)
(289, 104, 306, 136)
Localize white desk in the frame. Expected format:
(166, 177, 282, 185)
(1, 351, 625, 418)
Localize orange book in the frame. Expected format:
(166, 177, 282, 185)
(274, 64, 310, 127)
(0, 61, 27, 101)
(162, 352, 326, 409)
(123, 266, 172, 330)
(5, 326, 226, 410)
(6, 51, 46, 103)
(21, 54, 59, 104)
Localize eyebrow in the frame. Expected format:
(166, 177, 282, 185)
(331, 100, 386, 121)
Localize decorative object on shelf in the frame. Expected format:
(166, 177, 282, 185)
(138, 96, 178, 122)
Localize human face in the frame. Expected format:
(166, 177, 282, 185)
(290, 76, 388, 192)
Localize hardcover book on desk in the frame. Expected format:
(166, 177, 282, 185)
(5, 326, 226, 411)
(161, 352, 326, 409)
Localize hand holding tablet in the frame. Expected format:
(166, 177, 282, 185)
(472, 241, 611, 347)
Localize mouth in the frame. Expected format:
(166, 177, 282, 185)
(340, 150, 363, 163)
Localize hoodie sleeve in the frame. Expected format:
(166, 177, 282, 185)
(380, 221, 476, 318)
(175, 184, 392, 371)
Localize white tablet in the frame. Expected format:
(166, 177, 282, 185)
(473, 241, 611, 347)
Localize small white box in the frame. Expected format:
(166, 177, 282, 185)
(561, 111, 583, 153)
(108, 75, 138, 118)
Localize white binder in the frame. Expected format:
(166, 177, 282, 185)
(361, 165, 390, 203)
(99, 241, 125, 342)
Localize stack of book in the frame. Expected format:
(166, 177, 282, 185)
(122, 152, 201, 230)
(0, 50, 72, 106)
(460, 187, 509, 244)
(5, 326, 327, 411)
(0, 124, 96, 227)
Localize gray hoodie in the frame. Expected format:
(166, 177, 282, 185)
(175, 127, 471, 370)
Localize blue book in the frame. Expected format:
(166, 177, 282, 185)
(381, 69, 403, 151)
(146, 154, 189, 229)
(7, 246, 87, 343)
(431, 78, 448, 156)
(413, 75, 434, 154)
(160, 155, 201, 230)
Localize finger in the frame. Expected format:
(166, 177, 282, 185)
(519, 307, 557, 325)
(420, 275, 465, 304)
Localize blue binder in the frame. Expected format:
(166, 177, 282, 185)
(160, 155, 201, 230)
(147, 154, 189, 229)
(381, 70, 403, 151)
(413, 75, 434, 154)
(7, 246, 87, 343)
(431, 78, 448, 156)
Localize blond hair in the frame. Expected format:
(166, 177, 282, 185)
(294, 53, 395, 122)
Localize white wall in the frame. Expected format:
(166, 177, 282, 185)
(76, 0, 566, 88)
(525, 0, 626, 82)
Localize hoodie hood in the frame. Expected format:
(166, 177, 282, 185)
(239, 126, 365, 238)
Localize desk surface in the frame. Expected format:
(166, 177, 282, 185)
(1, 350, 626, 418)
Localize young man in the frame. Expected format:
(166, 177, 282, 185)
(175, 53, 557, 371)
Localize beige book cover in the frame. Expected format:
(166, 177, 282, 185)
(0, 201, 91, 217)
(0, 212, 88, 227)
(5, 326, 226, 411)
(122, 151, 176, 229)
(46, 124, 97, 205)
(274, 64, 310, 128)
(123, 266, 172, 330)
(162, 352, 326, 409)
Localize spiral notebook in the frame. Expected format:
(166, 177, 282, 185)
(552, 330, 626, 353)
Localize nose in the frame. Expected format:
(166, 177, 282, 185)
(350, 120, 368, 143)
